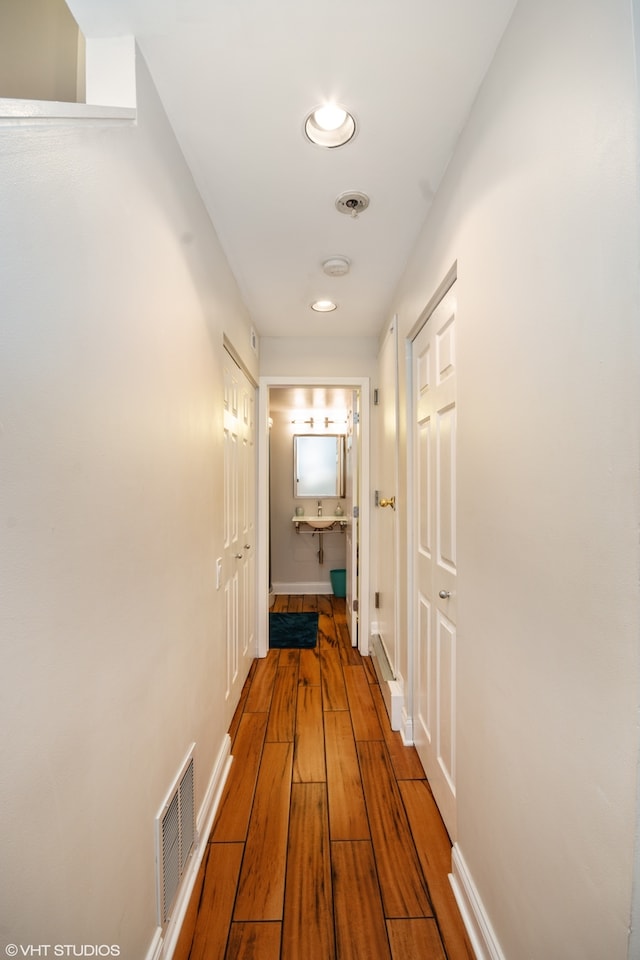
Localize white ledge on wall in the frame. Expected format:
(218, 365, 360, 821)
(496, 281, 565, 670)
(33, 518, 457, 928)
(0, 98, 136, 124)
(0, 36, 136, 124)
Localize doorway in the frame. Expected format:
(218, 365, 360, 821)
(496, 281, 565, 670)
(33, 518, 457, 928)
(257, 377, 370, 659)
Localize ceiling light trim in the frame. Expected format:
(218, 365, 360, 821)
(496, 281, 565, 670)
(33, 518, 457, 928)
(304, 104, 357, 148)
(311, 299, 338, 313)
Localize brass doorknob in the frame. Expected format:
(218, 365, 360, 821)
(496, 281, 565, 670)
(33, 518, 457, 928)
(379, 496, 396, 509)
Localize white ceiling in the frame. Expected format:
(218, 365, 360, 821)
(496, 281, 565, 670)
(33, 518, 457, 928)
(71, 0, 517, 340)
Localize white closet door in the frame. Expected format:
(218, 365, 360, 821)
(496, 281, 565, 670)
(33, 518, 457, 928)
(413, 285, 458, 839)
(223, 352, 256, 714)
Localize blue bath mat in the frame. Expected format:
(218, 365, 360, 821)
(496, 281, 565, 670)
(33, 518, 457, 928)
(269, 612, 318, 649)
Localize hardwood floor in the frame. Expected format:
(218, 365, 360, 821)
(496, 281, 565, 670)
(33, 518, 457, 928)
(175, 595, 475, 960)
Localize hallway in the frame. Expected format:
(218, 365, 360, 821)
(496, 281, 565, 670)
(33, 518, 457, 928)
(175, 596, 474, 960)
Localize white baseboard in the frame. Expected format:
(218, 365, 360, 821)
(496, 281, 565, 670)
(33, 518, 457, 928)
(144, 928, 163, 960)
(196, 735, 233, 842)
(272, 580, 332, 594)
(145, 734, 233, 960)
(449, 844, 506, 960)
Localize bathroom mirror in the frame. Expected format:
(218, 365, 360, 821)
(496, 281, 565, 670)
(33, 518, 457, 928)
(294, 434, 345, 498)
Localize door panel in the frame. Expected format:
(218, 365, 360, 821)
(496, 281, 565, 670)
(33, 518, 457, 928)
(413, 285, 457, 839)
(417, 592, 432, 740)
(437, 404, 456, 576)
(436, 610, 456, 795)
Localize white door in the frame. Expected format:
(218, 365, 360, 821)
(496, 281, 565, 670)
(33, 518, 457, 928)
(376, 320, 399, 677)
(345, 390, 359, 646)
(412, 285, 458, 839)
(223, 351, 256, 717)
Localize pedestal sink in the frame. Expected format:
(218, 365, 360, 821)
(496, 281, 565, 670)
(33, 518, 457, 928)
(291, 516, 346, 564)
(291, 516, 345, 529)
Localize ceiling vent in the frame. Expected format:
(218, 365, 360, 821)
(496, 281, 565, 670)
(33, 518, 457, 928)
(335, 191, 370, 218)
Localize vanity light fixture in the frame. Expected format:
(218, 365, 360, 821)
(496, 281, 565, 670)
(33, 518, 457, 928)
(311, 299, 337, 313)
(324, 417, 347, 428)
(304, 103, 356, 148)
(291, 415, 347, 430)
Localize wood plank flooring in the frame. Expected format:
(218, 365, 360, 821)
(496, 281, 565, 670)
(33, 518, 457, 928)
(175, 595, 475, 960)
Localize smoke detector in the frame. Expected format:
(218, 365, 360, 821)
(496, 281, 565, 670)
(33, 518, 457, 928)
(322, 256, 351, 277)
(335, 191, 370, 218)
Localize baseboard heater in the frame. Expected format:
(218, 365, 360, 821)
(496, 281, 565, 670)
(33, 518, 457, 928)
(369, 633, 403, 732)
(155, 746, 196, 926)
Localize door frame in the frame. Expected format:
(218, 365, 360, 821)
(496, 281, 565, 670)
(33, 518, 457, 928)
(257, 376, 371, 658)
(370, 318, 404, 731)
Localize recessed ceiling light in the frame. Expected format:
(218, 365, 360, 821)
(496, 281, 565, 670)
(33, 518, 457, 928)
(304, 104, 356, 148)
(311, 299, 337, 312)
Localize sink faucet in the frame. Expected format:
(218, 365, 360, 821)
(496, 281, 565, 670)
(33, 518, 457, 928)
(317, 500, 322, 516)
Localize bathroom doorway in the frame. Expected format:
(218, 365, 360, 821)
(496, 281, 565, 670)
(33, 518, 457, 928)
(257, 377, 370, 658)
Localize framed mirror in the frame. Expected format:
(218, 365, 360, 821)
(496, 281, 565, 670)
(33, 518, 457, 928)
(294, 434, 345, 498)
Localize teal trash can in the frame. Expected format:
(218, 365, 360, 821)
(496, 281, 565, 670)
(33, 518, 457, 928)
(330, 568, 346, 598)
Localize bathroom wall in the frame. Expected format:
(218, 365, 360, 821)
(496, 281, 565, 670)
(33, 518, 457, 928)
(269, 410, 346, 593)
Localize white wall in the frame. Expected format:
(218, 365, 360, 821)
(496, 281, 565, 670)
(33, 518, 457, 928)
(0, 51, 256, 957)
(386, 0, 640, 957)
(260, 336, 378, 379)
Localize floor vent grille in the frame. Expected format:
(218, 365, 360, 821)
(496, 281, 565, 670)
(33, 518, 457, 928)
(156, 748, 196, 925)
(370, 632, 395, 681)
(370, 634, 404, 732)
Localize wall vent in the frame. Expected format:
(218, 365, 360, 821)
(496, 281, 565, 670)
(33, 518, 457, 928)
(155, 747, 196, 926)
